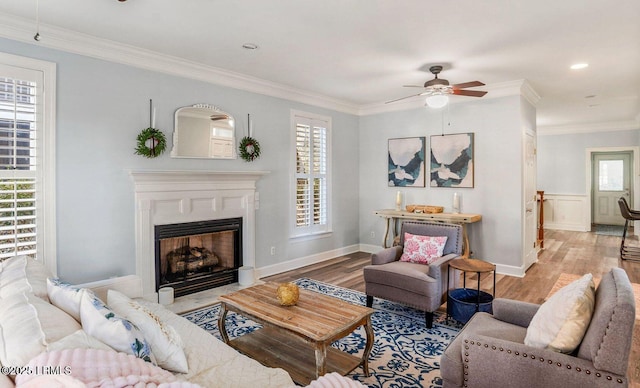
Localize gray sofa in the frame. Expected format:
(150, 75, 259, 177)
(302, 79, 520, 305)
(441, 267, 636, 388)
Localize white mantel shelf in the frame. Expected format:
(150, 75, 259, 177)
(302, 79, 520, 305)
(130, 170, 269, 301)
(130, 170, 269, 188)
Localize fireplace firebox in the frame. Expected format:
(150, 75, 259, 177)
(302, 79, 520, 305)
(154, 218, 242, 297)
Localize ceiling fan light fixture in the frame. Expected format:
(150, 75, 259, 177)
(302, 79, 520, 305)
(425, 94, 449, 109)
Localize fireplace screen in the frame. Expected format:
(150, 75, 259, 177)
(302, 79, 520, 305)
(155, 218, 242, 297)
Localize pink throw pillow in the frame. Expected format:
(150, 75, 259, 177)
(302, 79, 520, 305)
(399, 233, 448, 265)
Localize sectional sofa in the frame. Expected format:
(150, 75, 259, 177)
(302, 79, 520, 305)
(0, 255, 363, 387)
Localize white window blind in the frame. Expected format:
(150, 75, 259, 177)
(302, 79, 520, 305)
(0, 71, 40, 259)
(292, 111, 331, 237)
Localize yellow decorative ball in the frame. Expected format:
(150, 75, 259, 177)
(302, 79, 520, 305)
(276, 283, 300, 306)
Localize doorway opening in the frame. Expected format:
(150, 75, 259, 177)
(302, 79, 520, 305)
(586, 147, 638, 236)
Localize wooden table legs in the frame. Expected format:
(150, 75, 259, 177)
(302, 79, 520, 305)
(218, 303, 229, 344)
(314, 345, 327, 378)
(362, 316, 374, 376)
(382, 217, 391, 248)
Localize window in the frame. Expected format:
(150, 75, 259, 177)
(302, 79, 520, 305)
(0, 53, 56, 274)
(598, 160, 624, 191)
(291, 110, 331, 238)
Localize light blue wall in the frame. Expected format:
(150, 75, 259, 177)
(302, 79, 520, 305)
(359, 95, 530, 271)
(0, 38, 360, 283)
(537, 129, 640, 195)
(6, 33, 611, 280)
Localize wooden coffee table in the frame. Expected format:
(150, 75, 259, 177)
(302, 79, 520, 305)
(218, 282, 375, 385)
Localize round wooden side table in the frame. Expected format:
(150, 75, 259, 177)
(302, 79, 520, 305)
(447, 258, 496, 322)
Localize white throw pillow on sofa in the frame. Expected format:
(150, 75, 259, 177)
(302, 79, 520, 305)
(0, 292, 80, 367)
(47, 278, 87, 321)
(80, 291, 155, 363)
(108, 289, 188, 373)
(0, 255, 51, 301)
(524, 273, 595, 353)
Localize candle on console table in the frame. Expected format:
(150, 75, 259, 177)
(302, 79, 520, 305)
(395, 191, 402, 211)
(453, 192, 460, 214)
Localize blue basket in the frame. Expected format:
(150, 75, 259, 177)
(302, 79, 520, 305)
(447, 288, 493, 324)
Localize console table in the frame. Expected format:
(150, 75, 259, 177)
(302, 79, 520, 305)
(374, 209, 482, 258)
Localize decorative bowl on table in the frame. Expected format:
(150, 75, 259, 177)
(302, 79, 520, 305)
(276, 283, 300, 306)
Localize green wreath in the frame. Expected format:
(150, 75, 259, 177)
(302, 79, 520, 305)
(135, 127, 167, 158)
(239, 136, 261, 162)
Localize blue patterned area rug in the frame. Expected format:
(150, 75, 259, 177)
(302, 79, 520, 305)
(182, 278, 462, 387)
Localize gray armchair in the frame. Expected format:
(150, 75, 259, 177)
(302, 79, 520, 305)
(364, 221, 463, 328)
(441, 267, 636, 388)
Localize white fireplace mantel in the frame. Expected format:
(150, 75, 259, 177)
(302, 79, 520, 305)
(130, 170, 268, 300)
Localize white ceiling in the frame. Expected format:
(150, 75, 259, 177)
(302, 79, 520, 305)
(0, 0, 638, 131)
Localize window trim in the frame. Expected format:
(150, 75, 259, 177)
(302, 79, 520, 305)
(0, 52, 56, 275)
(290, 109, 332, 240)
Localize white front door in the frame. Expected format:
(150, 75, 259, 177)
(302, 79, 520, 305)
(592, 152, 632, 225)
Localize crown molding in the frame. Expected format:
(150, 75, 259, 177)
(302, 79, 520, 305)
(0, 14, 361, 115)
(2, 14, 620, 130)
(537, 119, 640, 136)
(0, 14, 543, 119)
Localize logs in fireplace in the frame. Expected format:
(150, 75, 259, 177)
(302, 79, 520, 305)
(154, 218, 242, 297)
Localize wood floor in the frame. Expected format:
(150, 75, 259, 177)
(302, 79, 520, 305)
(264, 228, 640, 387)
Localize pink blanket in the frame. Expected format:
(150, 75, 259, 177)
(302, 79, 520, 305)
(15, 348, 200, 388)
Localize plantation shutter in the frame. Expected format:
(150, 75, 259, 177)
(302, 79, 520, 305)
(311, 125, 327, 225)
(293, 113, 330, 236)
(0, 73, 39, 259)
(296, 123, 311, 227)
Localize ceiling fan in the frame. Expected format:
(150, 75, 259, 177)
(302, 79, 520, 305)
(386, 65, 487, 107)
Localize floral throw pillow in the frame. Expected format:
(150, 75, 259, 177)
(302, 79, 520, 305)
(399, 233, 448, 265)
(80, 291, 155, 363)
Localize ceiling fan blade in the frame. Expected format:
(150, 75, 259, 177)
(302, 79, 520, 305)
(385, 92, 428, 104)
(452, 81, 485, 89)
(402, 85, 425, 88)
(453, 89, 488, 97)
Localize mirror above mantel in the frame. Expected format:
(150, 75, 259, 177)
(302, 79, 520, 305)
(171, 104, 236, 159)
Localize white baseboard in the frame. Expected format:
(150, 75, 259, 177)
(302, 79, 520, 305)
(495, 263, 525, 278)
(256, 242, 526, 281)
(545, 223, 589, 232)
(255, 244, 362, 279)
(358, 243, 380, 254)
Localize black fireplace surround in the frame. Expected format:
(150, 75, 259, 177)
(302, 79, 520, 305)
(154, 217, 242, 297)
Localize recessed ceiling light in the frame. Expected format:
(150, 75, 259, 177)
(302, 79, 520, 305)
(242, 43, 259, 50)
(570, 63, 589, 70)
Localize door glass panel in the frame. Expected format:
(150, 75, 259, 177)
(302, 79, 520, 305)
(598, 160, 623, 191)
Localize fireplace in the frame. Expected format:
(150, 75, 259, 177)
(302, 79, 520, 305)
(131, 170, 265, 300)
(155, 217, 242, 297)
